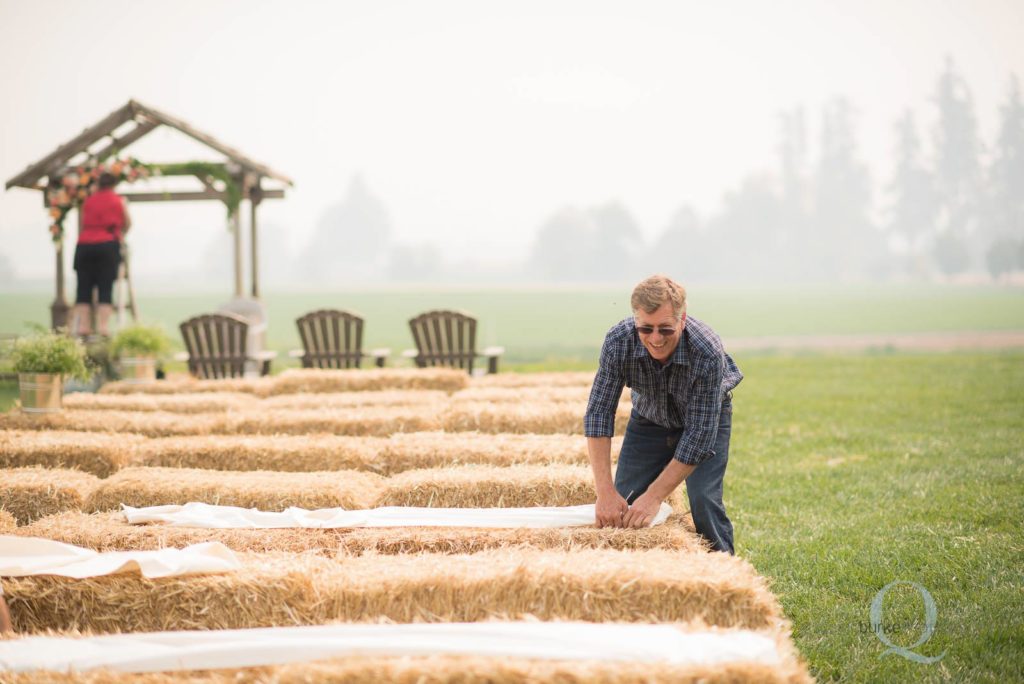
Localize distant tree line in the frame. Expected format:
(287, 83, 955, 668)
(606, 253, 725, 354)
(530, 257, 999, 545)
(529, 58, 1024, 283)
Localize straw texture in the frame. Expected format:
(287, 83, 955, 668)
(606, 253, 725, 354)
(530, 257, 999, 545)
(84, 467, 383, 513)
(442, 404, 629, 435)
(4, 548, 783, 634)
(471, 372, 596, 388)
(0, 509, 15, 532)
(16, 510, 703, 556)
(0, 430, 145, 478)
(377, 464, 597, 508)
(0, 467, 99, 525)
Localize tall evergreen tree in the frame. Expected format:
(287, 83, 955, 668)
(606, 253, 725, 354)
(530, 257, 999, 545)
(811, 97, 877, 279)
(984, 75, 1024, 244)
(931, 57, 983, 273)
(886, 111, 937, 271)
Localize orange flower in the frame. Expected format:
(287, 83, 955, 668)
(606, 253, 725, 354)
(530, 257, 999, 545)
(79, 174, 90, 185)
(77, 189, 88, 200)
(49, 207, 61, 219)
(111, 162, 123, 175)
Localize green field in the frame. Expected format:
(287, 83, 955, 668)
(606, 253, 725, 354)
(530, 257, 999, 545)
(1, 285, 1021, 681)
(2, 284, 1023, 368)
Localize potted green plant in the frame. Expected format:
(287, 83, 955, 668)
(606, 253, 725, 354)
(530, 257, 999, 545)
(11, 330, 91, 413)
(109, 324, 172, 383)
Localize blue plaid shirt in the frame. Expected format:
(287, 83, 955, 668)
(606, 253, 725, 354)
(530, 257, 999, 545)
(584, 315, 743, 465)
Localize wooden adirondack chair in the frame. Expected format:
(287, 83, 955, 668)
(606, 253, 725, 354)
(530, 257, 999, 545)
(404, 309, 504, 374)
(290, 309, 389, 369)
(178, 313, 276, 379)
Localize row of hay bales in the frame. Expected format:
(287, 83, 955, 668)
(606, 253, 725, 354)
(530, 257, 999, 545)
(1, 463, 668, 525)
(0, 401, 630, 438)
(96, 368, 598, 398)
(1, 369, 812, 683)
(0, 430, 624, 478)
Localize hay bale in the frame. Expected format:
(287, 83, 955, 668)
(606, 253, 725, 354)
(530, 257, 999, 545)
(378, 432, 624, 474)
(0, 407, 441, 438)
(441, 403, 630, 435)
(62, 392, 258, 413)
(452, 386, 595, 404)
(270, 368, 469, 395)
(17, 510, 702, 556)
(471, 371, 596, 388)
(84, 467, 383, 513)
(377, 464, 596, 508)
(0, 467, 98, 524)
(135, 435, 389, 473)
(262, 390, 449, 410)
(99, 377, 275, 397)
(0, 623, 813, 684)
(0, 429, 145, 478)
(0, 508, 16, 532)
(5, 548, 783, 634)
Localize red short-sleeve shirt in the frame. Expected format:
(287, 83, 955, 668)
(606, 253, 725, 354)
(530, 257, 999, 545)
(79, 189, 125, 244)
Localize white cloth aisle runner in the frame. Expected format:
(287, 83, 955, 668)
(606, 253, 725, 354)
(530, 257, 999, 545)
(0, 536, 240, 579)
(0, 622, 781, 673)
(122, 501, 674, 529)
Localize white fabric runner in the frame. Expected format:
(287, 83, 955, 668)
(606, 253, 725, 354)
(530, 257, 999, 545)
(0, 622, 780, 673)
(122, 501, 674, 529)
(0, 536, 240, 579)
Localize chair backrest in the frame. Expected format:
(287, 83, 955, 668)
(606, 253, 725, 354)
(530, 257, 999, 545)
(295, 309, 365, 369)
(408, 309, 477, 373)
(179, 313, 250, 379)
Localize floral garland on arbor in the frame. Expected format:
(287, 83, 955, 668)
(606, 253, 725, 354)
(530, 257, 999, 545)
(45, 157, 150, 243)
(44, 159, 242, 244)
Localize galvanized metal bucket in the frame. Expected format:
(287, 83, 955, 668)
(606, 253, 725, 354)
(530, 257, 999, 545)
(119, 356, 157, 384)
(18, 373, 63, 413)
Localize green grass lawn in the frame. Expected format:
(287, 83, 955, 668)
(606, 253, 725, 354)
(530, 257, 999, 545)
(0, 347, 1020, 681)
(729, 351, 1023, 682)
(2, 284, 1023, 368)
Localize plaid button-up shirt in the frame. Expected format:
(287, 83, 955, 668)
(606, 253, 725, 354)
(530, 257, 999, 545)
(584, 315, 743, 465)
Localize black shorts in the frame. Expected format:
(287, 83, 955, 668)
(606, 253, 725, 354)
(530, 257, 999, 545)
(74, 241, 121, 304)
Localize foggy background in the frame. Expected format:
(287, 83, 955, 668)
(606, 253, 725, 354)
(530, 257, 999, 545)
(1, 0, 1022, 290)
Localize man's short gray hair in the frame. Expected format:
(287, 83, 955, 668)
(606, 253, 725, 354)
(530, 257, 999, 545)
(631, 274, 687, 319)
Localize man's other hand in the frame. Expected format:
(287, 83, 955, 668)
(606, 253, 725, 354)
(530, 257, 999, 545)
(595, 490, 629, 528)
(622, 491, 662, 528)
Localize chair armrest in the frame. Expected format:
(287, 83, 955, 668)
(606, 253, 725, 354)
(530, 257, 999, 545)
(482, 346, 505, 357)
(401, 349, 419, 359)
(370, 348, 391, 358)
(172, 351, 189, 362)
(288, 349, 305, 358)
(251, 350, 278, 361)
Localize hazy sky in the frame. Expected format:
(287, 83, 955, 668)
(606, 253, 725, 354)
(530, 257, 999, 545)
(1, 0, 1022, 282)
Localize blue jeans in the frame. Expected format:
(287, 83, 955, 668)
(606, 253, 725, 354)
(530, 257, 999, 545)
(614, 400, 734, 554)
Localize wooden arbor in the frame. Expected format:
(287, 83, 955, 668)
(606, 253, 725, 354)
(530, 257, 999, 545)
(3, 99, 293, 329)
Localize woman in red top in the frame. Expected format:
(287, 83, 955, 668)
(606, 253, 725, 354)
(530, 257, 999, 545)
(73, 172, 132, 336)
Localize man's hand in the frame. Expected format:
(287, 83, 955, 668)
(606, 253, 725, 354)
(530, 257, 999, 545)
(595, 490, 629, 528)
(622, 491, 663, 529)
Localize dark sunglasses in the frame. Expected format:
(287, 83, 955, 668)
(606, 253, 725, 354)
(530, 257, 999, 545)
(635, 324, 677, 336)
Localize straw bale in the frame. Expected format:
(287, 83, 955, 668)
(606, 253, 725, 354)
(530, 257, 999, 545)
(99, 377, 275, 397)
(452, 386, 595, 404)
(471, 371, 596, 388)
(261, 390, 449, 410)
(441, 403, 630, 435)
(5, 548, 783, 634)
(134, 435, 389, 473)
(62, 392, 257, 413)
(0, 622, 813, 684)
(377, 464, 596, 508)
(17, 510, 702, 555)
(378, 432, 624, 474)
(0, 467, 98, 524)
(84, 467, 383, 513)
(0, 407, 441, 438)
(0, 509, 15, 532)
(269, 368, 469, 395)
(0, 430, 144, 478)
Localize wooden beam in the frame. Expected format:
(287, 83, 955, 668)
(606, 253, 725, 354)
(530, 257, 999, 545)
(89, 118, 160, 162)
(5, 103, 136, 190)
(120, 189, 285, 202)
